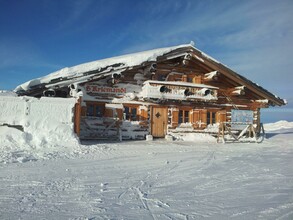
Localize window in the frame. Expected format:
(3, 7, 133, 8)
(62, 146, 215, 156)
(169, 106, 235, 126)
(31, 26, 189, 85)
(179, 110, 189, 124)
(95, 105, 104, 117)
(86, 103, 104, 117)
(212, 112, 216, 124)
(185, 111, 189, 123)
(207, 111, 216, 125)
(124, 106, 138, 121)
(131, 108, 137, 121)
(87, 104, 94, 116)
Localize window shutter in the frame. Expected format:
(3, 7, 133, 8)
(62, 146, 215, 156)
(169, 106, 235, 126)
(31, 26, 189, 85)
(200, 109, 207, 128)
(216, 110, 226, 123)
(192, 110, 200, 128)
(139, 109, 148, 121)
(116, 109, 123, 120)
(105, 108, 113, 118)
(171, 108, 179, 128)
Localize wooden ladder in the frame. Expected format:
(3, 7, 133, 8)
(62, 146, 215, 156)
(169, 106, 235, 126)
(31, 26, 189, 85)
(222, 92, 239, 110)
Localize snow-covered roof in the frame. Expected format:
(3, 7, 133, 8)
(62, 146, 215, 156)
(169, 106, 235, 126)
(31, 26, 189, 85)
(15, 44, 192, 93)
(14, 42, 285, 106)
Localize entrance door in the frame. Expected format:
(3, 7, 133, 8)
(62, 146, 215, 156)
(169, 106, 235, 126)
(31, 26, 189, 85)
(151, 107, 168, 137)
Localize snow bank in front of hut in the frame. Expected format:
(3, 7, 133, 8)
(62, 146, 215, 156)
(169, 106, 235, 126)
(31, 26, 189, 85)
(170, 132, 217, 142)
(0, 96, 79, 163)
(0, 90, 17, 96)
(264, 120, 293, 131)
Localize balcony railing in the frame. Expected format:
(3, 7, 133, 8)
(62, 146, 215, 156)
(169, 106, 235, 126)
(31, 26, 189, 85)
(141, 80, 218, 101)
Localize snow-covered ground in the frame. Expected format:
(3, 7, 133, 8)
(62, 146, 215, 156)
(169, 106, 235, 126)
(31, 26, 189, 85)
(1, 121, 293, 219)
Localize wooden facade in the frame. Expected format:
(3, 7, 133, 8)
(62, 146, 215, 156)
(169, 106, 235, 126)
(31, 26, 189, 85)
(15, 44, 286, 140)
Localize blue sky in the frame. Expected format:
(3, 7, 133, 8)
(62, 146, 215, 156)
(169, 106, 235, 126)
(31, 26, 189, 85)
(0, 0, 292, 122)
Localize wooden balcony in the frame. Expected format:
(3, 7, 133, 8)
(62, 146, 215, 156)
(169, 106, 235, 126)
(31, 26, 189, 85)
(141, 80, 218, 102)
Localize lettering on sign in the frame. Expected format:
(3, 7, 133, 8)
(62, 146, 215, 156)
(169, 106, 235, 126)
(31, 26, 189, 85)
(85, 84, 127, 96)
(151, 84, 198, 93)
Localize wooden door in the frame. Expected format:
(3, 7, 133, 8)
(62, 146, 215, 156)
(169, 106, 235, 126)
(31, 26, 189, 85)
(151, 107, 168, 137)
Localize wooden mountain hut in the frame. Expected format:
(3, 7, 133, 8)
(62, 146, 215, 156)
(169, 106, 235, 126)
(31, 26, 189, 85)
(15, 44, 286, 141)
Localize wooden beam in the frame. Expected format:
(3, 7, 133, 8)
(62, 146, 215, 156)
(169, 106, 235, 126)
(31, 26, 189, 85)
(74, 97, 82, 137)
(188, 59, 214, 72)
(226, 86, 246, 96)
(203, 71, 219, 82)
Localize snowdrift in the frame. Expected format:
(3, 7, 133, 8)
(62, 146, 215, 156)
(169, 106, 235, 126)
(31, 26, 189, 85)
(0, 96, 79, 163)
(264, 120, 293, 131)
(0, 90, 17, 97)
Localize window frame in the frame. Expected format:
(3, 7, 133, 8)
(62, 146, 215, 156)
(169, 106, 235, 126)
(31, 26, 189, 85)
(86, 102, 105, 117)
(123, 105, 138, 121)
(207, 111, 216, 125)
(178, 109, 190, 124)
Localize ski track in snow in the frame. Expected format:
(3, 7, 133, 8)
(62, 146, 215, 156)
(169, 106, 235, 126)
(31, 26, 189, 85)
(1, 129, 293, 219)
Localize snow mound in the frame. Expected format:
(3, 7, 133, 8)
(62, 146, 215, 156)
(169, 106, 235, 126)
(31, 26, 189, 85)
(264, 120, 293, 131)
(0, 96, 80, 163)
(0, 125, 80, 164)
(0, 126, 32, 163)
(171, 132, 216, 142)
(0, 90, 17, 97)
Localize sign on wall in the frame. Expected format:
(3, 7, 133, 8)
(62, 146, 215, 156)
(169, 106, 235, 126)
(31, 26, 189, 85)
(85, 83, 127, 97)
(231, 109, 254, 129)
